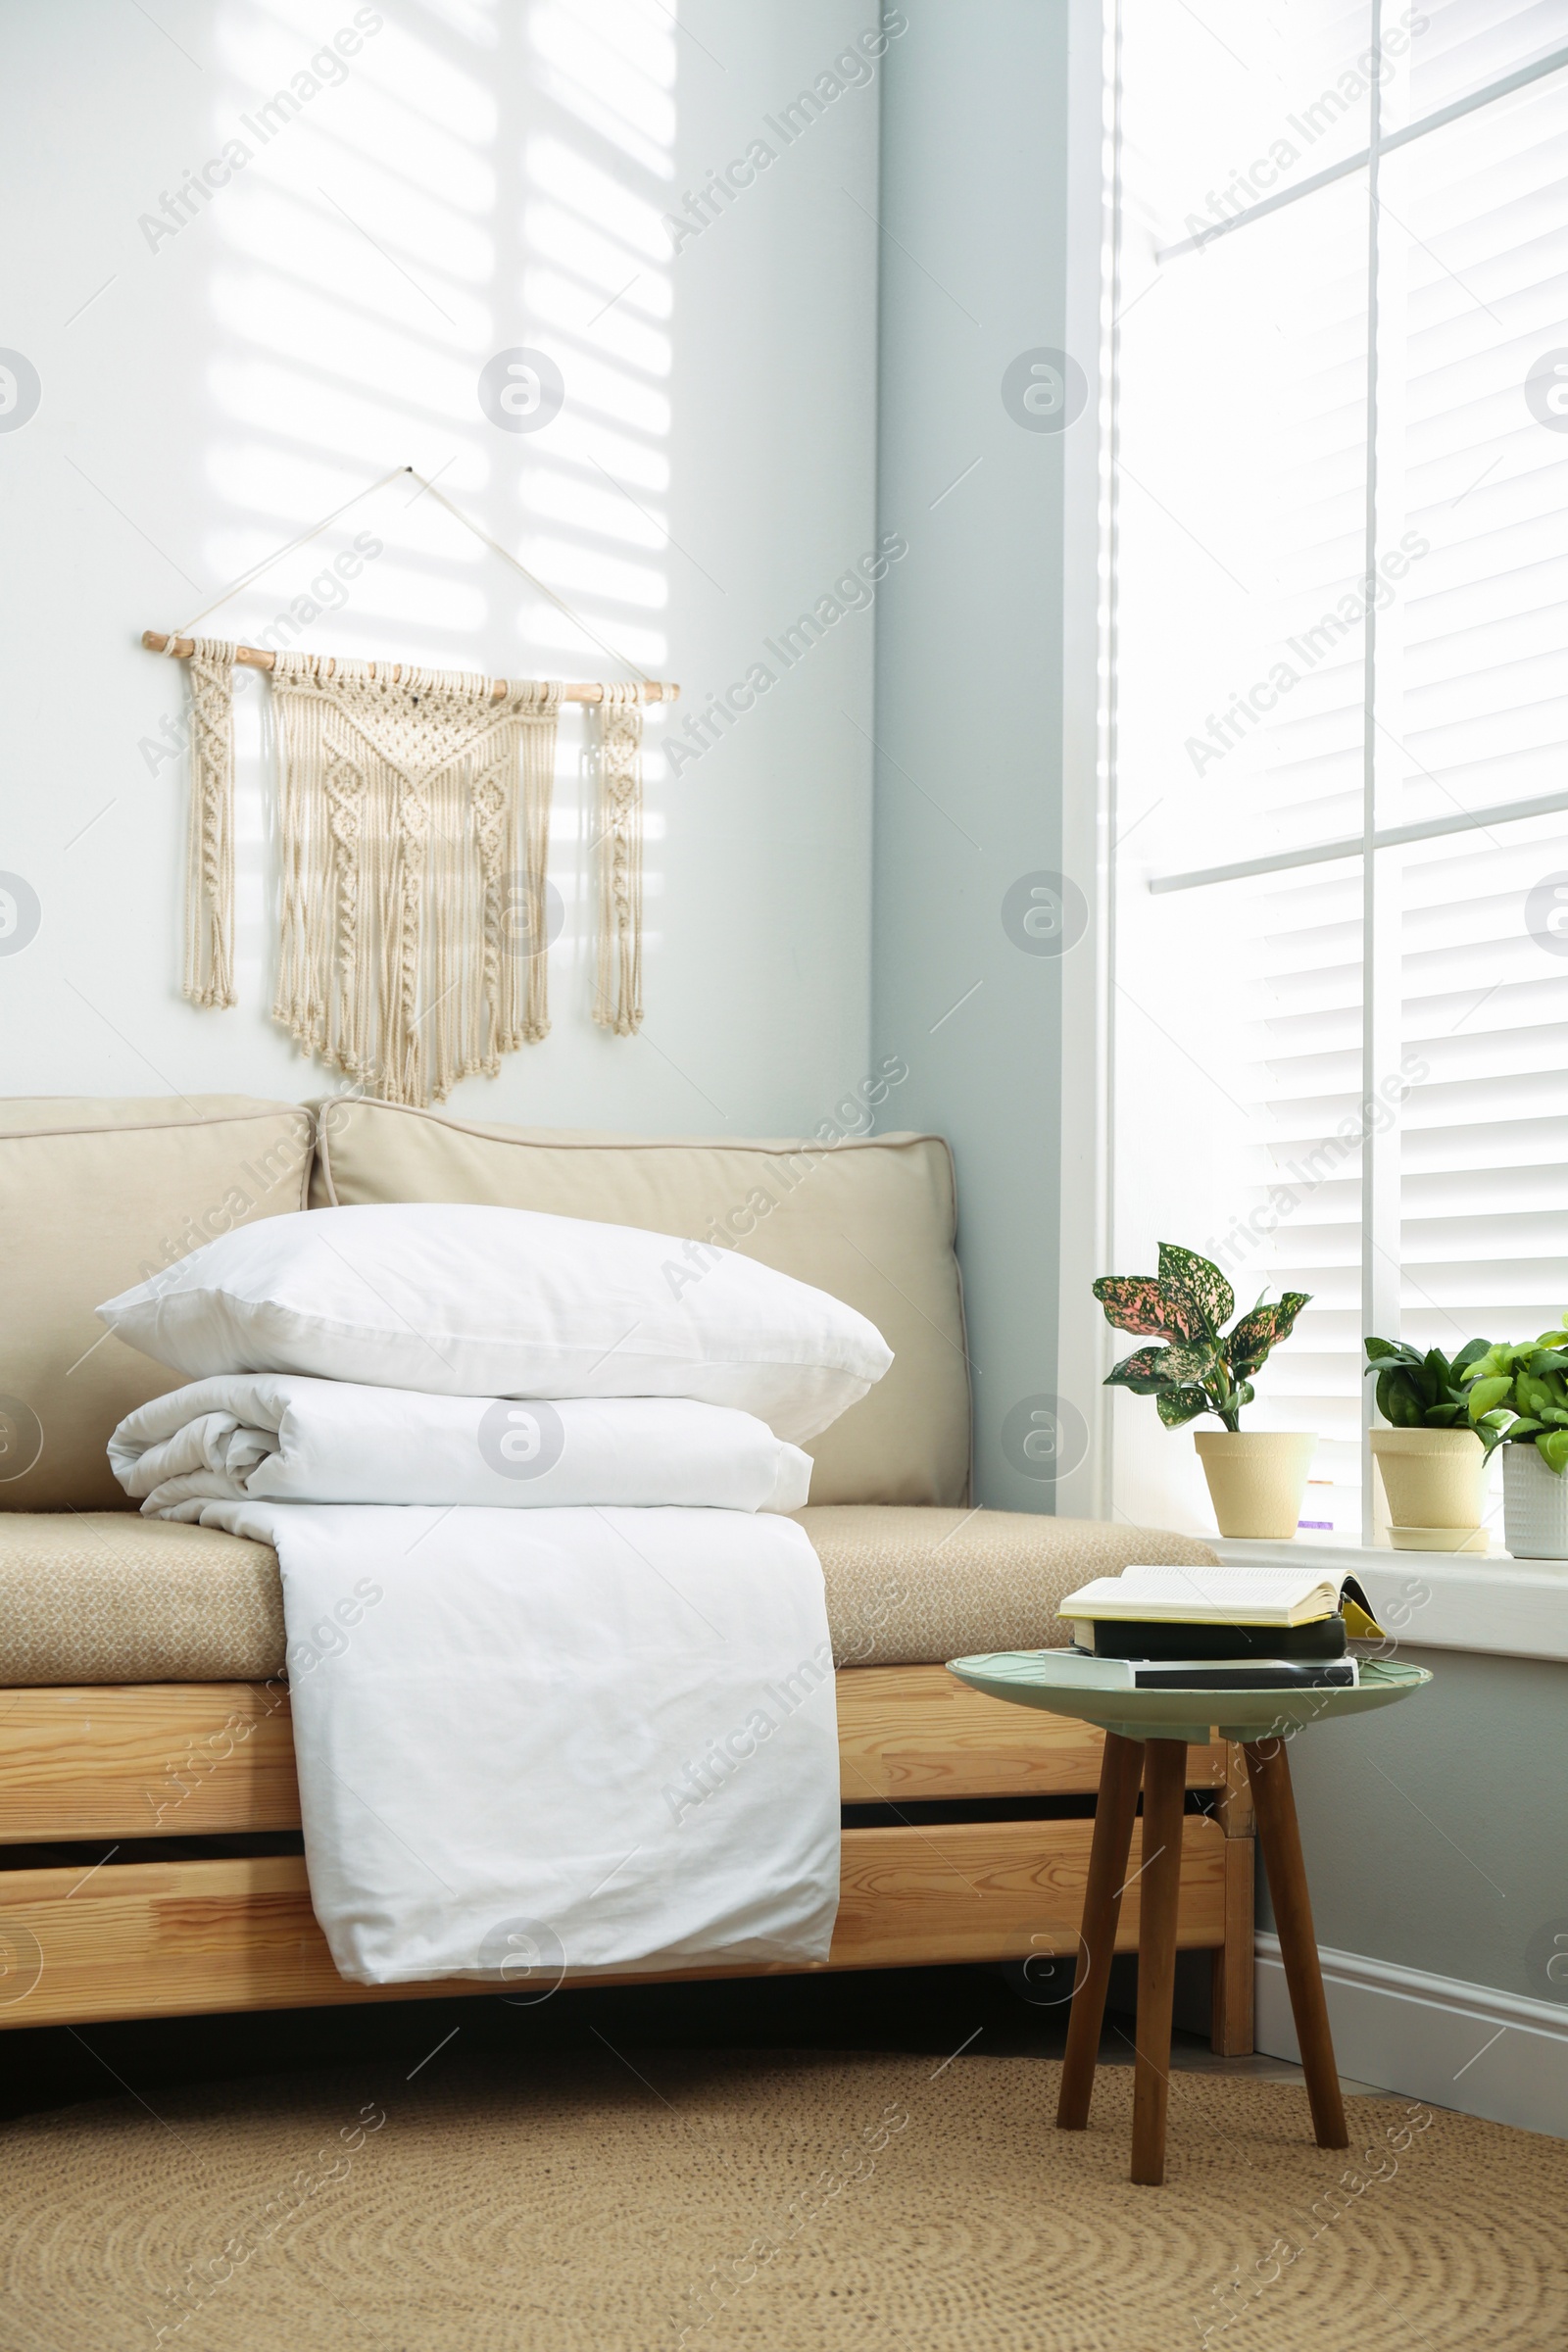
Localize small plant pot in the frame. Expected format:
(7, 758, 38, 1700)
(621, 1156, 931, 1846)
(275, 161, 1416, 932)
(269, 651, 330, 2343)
(1193, 1432, 1317, 1541)
(1369, 1426, 1486, 1532)
(1502, 1445, 1568, 1563)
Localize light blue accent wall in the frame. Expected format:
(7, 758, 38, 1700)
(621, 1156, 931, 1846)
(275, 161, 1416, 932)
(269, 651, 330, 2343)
(1269, 1646, 1568, 2008)
(872, 2, 1073, 1507)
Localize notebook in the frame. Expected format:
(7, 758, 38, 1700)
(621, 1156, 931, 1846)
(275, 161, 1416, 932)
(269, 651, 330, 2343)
(1058, 1562, 1385, 1638)
(1054, 1651, 1359, 1692)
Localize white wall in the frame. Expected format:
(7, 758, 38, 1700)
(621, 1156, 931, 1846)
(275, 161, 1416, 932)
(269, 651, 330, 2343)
(0, 0, 885, 1137)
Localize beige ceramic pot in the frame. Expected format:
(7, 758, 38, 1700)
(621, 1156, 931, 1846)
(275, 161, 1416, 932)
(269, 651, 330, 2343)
(1193, 1431, 1317, 1541)
(1369, 1426, 1486, 1532)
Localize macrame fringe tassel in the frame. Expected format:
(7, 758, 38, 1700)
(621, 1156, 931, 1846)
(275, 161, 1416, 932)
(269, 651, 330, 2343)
(267, 658, 560, 1105)
(592, 683, 645, 1036)
(181, 639, 238, 1008)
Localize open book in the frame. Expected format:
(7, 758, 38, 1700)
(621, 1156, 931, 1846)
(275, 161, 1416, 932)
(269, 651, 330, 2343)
(1059, 1562, 1385, 1639)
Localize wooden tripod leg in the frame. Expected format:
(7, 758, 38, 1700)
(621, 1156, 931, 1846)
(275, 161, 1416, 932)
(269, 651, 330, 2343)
(1056, 1732, 1145, 2132)
(1130, 1738, 1188, 2186)
(1244, 1739, 1348, 2150)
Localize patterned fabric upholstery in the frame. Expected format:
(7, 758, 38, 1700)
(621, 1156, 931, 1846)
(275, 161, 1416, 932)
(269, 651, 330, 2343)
(0, 1507, 1215, 1686)
(0, 1514, 285, 1687)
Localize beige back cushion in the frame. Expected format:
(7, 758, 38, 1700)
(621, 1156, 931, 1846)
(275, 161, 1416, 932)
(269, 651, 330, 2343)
(315, 1101, 970, 1506)
(0, 1098, 315, 1511)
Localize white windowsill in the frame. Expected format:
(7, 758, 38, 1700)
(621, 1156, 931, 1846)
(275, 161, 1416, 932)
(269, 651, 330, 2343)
(1209, 1539, 1568, 1665)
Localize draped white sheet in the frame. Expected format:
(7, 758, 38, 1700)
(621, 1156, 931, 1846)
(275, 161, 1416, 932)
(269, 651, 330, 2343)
(145, 1494, 840, 1986)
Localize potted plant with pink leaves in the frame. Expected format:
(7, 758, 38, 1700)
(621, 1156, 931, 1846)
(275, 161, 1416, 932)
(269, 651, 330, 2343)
(1093, 1244, 1314, 1540)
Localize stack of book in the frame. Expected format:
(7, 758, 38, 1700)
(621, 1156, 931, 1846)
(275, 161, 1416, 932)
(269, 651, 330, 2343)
(1051, 1563, 1387, 1692)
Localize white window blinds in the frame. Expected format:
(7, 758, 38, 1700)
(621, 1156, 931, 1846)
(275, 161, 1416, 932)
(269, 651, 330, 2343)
(1108, 1, 1568, 1543)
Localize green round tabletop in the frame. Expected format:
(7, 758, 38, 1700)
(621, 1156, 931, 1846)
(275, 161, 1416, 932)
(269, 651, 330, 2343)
(946, 1651, 1432, 1745)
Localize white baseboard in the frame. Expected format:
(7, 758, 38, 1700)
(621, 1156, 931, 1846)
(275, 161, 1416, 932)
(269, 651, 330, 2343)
(1255, 1933, 1568, 2140)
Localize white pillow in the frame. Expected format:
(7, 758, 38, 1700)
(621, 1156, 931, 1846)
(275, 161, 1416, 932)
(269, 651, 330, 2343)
(96, 1203, 892, 1444)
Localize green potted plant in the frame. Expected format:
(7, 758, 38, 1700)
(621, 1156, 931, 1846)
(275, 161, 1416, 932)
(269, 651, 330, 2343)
(1459, 1317, 1568, 1562)
(1093, 1244, 1313, 1539)
(1362, 1338, 1492, 1550)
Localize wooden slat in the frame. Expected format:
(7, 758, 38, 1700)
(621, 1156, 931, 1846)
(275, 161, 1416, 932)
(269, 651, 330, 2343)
(837, 1666, 1227, 1802)
(1214, 1739, 1256, 1839)
(0, 1818, 1228, 2030)
(0, 1671, 1231, 1841)
(0, 1684, 300, 1840)
(832, 1816, 1225, 1971)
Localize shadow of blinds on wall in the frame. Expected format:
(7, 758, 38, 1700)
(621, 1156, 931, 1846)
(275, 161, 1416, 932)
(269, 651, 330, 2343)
(1108, 0, 1568, 1544)
(202, 0, 673, 1016)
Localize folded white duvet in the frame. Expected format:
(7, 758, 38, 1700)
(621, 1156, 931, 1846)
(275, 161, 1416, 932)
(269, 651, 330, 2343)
(164, 1498, 840, 1984)
(110, 1376, 811, 1515)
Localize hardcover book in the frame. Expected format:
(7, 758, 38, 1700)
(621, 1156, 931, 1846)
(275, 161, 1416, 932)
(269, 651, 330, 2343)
(1058, 1562, 1385, 1639)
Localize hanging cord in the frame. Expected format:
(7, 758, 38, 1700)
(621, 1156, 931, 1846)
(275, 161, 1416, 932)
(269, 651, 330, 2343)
(414, 472, 655, 693)
(169, 465, 654, 696)
(170, 465, 411, 641)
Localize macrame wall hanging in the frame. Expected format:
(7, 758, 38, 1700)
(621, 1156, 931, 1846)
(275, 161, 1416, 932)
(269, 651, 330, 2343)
(148, 466, 674, 1106)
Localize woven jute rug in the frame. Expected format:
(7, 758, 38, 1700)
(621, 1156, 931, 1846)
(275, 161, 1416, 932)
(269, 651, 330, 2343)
(2, 2050, 1563, 2351)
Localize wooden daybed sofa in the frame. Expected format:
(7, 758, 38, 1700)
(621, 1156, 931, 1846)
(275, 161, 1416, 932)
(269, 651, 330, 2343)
(0, 1097, 1253, 2048)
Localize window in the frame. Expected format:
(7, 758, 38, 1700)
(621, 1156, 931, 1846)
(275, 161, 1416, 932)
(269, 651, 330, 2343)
(1104, 1, 1568, 1542)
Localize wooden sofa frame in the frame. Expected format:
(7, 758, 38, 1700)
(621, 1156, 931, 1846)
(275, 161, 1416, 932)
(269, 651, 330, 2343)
(0, 1665, 1254, 2048)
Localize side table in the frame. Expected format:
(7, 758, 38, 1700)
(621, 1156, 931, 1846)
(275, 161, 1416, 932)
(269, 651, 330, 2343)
(946, 1653, 1431, 2185)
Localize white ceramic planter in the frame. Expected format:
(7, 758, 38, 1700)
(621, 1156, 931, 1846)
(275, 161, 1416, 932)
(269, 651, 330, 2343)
(1369, 1427, 1486, 1531)
(1502, 1444, 1568, 1562)
(1193, 1431, 1316, 1541)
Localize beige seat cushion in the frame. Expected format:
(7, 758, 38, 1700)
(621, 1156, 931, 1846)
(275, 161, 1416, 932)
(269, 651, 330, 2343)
(0, 1097, 315, 1512)
(0, 1513, 286, 1686)
(313, 1099, 969, 1508)
(0, 1507, 1214, 1686)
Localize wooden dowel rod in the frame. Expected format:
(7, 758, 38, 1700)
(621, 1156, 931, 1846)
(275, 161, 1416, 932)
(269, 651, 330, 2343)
(141, 631, 678, 705)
